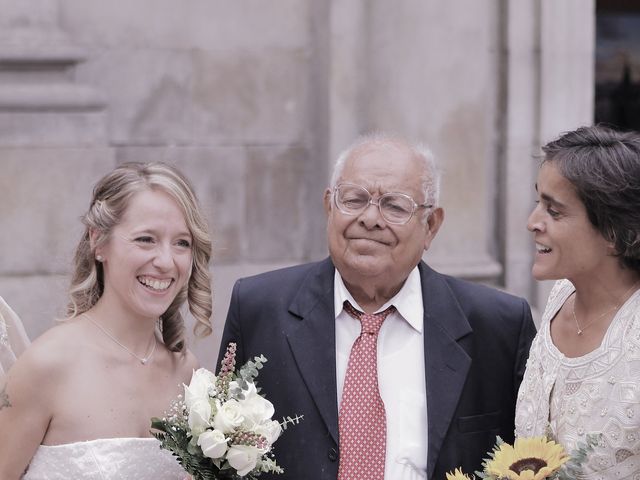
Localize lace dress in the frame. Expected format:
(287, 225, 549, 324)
(515, 280, 640, 479)
(22, 438, 187, 479)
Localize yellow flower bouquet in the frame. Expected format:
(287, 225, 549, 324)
(446, 435, 597, 480)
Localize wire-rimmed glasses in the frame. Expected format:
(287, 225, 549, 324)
(333, 183, 432, 225)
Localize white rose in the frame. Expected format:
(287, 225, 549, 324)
(184, 368, 216, 409)
(213, 399, 245, 433)
(197, 429, 228, 459)
(254, 419, 282, 446)
(227, 444, 260, 476)
(238, 382, 275, 426)
(188, 398, 212, 434)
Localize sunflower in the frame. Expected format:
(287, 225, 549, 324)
(446, 468, 474, 480)
(484, 437, 569, 480)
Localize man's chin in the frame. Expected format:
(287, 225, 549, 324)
(339, 255, 389, 278)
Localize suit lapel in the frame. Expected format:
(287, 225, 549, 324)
(285, 258, 339, 444)
(420, 263, 472, 479)
(283, 259, 473, 462)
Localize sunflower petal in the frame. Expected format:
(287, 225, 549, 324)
(484, 436, 569, 480)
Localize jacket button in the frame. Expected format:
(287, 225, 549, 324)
(328, 447, 338, 462)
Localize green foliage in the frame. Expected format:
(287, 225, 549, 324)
(152, 417, 262, 480)
(236, 355, 267, 391)
(557, 434, 600, 480)
(280, 414, 304, 431)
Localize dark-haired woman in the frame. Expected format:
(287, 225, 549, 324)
(516, 125, 640, 478)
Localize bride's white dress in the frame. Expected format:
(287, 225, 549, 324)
(22, 438, 187, 479)
(0, 299, 186, 478)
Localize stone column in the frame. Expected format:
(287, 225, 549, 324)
(499, 0, 543, 301)
(328, 0, 368, 163)
(361, 0, 504, 282)
(0, 0, 114, 337)
(500, 0, 594, 314)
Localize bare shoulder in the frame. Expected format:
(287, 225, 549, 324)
(7, 319, 85, 382)
(0, 320, 84, 425)
(0, 320, 89, 476)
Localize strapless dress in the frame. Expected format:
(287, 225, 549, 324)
(22, 437, 187, 479)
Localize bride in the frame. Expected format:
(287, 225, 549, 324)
(0, 162, 212, 479)
(515, 125, 640, 478)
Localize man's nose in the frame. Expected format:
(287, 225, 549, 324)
(358, 199, 386, 228)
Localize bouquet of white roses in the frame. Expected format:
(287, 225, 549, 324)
(152, 342, 302, 479)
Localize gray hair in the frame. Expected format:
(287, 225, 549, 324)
(330, 133, 441, 208)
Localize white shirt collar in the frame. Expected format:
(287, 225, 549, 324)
(333, 266, 423, 333)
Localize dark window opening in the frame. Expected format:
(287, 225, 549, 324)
(596, 0, 640, 131)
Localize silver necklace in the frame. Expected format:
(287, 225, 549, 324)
(572, 280, 640, 335)
(84, 313, 157, 365)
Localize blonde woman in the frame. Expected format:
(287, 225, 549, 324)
(0, 163, 212, 479)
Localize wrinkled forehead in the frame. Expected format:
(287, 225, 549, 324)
(340, 141, 427, 193)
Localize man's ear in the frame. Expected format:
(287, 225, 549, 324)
(323, 188, 333, 216)
(423, 207, 444, 251)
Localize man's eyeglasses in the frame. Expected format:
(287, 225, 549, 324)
(333, 183, 432, 225)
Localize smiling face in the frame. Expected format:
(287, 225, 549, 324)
(527, 162, 614, 282)
(96, 188, 193, 320)
(324, 141, 443, 295)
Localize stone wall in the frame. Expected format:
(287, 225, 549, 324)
(0, 0, 595, 368)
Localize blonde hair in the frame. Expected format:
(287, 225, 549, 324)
(67, 162, 213, 352)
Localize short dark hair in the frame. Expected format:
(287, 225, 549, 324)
(542, 125, 640, 273)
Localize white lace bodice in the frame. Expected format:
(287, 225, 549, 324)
(516, 279, 640, 479)
(22, 438, 187, 479)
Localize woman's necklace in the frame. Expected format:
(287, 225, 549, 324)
(83, 313, 157, 365)
(572, 280, 640, 335)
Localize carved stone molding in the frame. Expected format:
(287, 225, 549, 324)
(0, 0, 106, 145)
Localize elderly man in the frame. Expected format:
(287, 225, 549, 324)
(218, 134, 536, 480)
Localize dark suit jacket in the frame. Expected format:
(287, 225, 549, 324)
(217, 258, 536, 480)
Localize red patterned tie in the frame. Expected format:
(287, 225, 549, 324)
(338, 301, 396, 480)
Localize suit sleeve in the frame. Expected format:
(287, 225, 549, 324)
(216, 278, 245, 374)
(513, 298, 537, 398)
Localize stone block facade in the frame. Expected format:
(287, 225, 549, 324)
(0, 0, 595, 368)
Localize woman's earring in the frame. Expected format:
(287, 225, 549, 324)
(96, 254, 104, 262)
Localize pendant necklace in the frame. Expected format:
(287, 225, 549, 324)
(84, 313, 157, 365)
(572, 280, 640, 336)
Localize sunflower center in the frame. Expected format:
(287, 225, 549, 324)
(510, 457, 547, 474)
